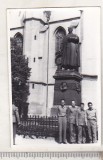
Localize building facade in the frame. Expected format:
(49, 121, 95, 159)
(9, 8, 101, 116)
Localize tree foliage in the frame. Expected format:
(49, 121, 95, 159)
(11, 37, 31, 117)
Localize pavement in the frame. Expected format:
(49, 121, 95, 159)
(15, 134, 69, 146)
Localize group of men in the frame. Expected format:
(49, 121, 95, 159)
(57, 100, 97, 144)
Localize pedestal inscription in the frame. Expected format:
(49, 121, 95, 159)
(53, 70, 82, 106)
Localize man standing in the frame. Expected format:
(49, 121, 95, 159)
(77, 103, 86, 144)
(67, 100, 78, 143)
(86, 102, 97, 143)
(13, 103, 20, 145)
(57, 99, 68, 144)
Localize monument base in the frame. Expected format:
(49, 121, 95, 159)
(53, 70, 82, 106)
(51, 70, 82, 116)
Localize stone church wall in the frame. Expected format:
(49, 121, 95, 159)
(10, 8, 101, 116)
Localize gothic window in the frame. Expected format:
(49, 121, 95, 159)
(14, 32, 23, 49)
(55, 27, 66, 53)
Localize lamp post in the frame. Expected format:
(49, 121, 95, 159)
(43, 11, 51, 115)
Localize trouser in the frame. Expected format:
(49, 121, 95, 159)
(58, 116, 67, 143)
(69, 123, 76, 143)
(87, 120, 97, 143)
(78, 125, 86, 144)
(13, 123, 17, 145)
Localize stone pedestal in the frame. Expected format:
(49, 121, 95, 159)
(53, 70, 82, 106)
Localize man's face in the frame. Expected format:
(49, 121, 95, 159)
(88, 103, 93, 109)
(81, 104, 84, 110)
(72, 101, 75, 107)
(61, 100, 65, 106)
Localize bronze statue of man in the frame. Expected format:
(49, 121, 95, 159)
(61, 27, 80, 71)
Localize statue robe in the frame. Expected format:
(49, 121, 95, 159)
(61, 33, 80, 69)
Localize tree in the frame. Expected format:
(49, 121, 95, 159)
(11, 37, 31, 118)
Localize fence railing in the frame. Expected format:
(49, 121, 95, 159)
(17, 116, 59, 138)
(17, 115, 98, 143)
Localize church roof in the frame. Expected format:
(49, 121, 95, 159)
(8, 8, 81, 29)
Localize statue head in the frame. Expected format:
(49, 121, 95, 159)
(68, 27, 73, 33)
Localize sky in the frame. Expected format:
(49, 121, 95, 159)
(7, 8, 81, 28)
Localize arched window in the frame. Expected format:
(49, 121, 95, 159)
(14, 32, 23, 49)
(55, 27, 66, 53)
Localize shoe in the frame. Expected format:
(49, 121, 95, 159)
(70, 142, 76, 144)
(63, 141, 67, 144)
(90, 141, 92, 143)
(59, 142, 62, 144)
(78, 142, 81, 144)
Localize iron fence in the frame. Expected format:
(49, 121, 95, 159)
(17, 116, 59, 138)
(17, 115, 98, 143)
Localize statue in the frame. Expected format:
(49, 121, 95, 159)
(53, 27, 82, 109)
(60, 27, 80, 71)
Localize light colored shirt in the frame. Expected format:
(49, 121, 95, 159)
(77, 109, 86, 126)
(57, 105, 68, 117)
(12, 104, 20, 123)
(86, 108, 97, 121)
(67, 106, 78, 124)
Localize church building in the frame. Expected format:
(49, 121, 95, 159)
(9, 8, 101, 116)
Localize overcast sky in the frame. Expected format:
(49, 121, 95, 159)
(7, 8, 81, 28)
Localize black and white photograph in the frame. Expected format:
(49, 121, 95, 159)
(7, 7, 101, 147)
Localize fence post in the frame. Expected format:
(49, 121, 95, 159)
(46, 116, 47, 138)
(18, 115, 59, 139)
(29, 115, 31, 137)
(48, 117, 50, 136)
(37, 115, 39, 137)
